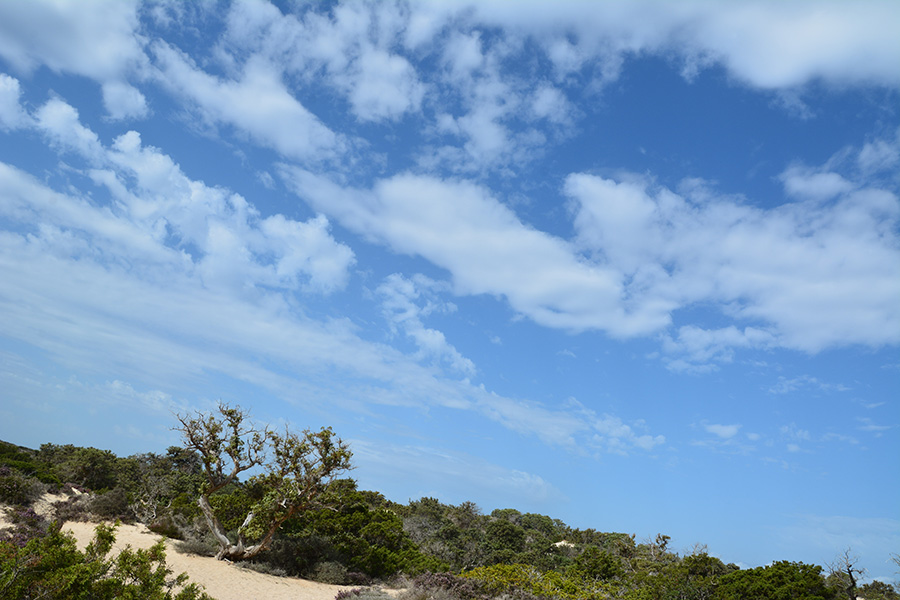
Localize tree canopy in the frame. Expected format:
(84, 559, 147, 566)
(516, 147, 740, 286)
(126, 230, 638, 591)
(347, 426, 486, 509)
(174, 403, 352, 561)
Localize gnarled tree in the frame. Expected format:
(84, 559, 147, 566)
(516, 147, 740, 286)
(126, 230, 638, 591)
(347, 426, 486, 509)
(175, 403, 352, 561)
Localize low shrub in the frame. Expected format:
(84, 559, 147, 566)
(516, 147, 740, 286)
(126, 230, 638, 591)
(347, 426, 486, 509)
(0, 465, 45, 506)
(238, 561, 289, 577)
(335, 588, 396, 600)
(51, 493, 93, 522)
(399, 572, 490, 600)
(174, 530, 218, 557)
(148, 514, 184, 539)
(0, 506, 49, 547)
(463, 564, 600, 600)
(89, 487, 135, 521)
(314, 560, 351, 584)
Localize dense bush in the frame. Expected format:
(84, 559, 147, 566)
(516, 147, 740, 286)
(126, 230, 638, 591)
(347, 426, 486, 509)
(0, 441, 59, 485)
(277, 480, 447, 580)
(89, 487, 135, 521)
(0, 465, 45, 506)
(714, 561, 836, 600)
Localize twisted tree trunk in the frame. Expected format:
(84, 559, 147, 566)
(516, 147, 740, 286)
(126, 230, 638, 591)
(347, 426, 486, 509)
(197, 495, 281, 561)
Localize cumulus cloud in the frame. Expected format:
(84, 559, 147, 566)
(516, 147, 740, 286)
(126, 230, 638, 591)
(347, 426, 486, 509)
(282, 143, 900, 370)
(219, 0, 423, 123)
(101, 81, 149, 121)
(0, 1, 149, 120)
(152, 44, 343, 161)
(0, 1, 146, 80)
(0, 74, 30, 130)
(705, 423, 741, 439)
(462, 0, 900, 90)
(566, 162, 900, 367)
(280, 168, 677, 336)
(3, 92, 356, 296)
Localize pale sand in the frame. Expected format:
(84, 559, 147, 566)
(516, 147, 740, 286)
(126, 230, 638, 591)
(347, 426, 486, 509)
(2, 496, 388, 600)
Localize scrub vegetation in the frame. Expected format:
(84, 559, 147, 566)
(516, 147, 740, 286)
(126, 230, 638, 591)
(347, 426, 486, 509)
(2, 416, 898, 600)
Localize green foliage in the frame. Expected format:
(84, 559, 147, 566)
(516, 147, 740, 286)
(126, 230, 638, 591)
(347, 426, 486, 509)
(0, 441, 59, 485)
(715, 560, 836, 600)
(623, 552, 732, 600)
(39, 444, 120, 491)
(175, 403, 353, 561)
(858, 580, 900, 600)
(5, 436, 884, 600)
(0, 466, 45, 506)
(89, 487, 135, 521)
(273, 479, 446, 580)
(569, 546, 624, 581)
(0, 521, 212, 599)
(463, 563, 614, 600)
(208, 487, 255, 533)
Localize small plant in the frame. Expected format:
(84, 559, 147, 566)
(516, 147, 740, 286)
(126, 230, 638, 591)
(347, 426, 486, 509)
(314, 560, 351, 584)
(238, 561, 290, 577)
(149, 514, 185, 539)
(90, 487, 135, 521)
(51, 493, 93, 522)
(174, 533, 219, 557)
(336, 588, 395, 600)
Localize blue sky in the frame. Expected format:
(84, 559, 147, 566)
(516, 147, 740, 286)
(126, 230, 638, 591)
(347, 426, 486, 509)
(1, 0, 898, 582)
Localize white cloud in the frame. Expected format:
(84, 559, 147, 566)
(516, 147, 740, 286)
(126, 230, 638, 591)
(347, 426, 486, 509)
(856, 417, 893, 435)
(377, 273, 476, 376)
(530, 84, 573, 125)
(281, 168, 675, 337)
(0, 74, 30, 130)
(101, 81, 149, 121)
(34, 98, 105, 161)
(282, 151, 899, 369)
(780, 424, 811, 442)
(352, 439, 565, 508)
(0, 0, 146, 81)
(460, 1, 900, 90)
(0, 1, 149, 120)
(0, 102, 662, 456)
(152, 44, 343, 161)
(219, 0, 423, 123)
(566, 166, 900, 365)
(705, 423, 741, 439)
(344, 49, 423, 122)
(858, 133, 900, 176)
(780, 166, 854, 201)
(768, 375, 849, 395)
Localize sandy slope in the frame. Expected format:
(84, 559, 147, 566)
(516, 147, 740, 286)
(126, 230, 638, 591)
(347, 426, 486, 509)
(2, 496, 371, 600)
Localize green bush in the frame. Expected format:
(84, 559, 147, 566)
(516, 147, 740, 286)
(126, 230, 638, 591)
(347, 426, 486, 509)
(0, 442, 60, 485)
(463, 563, 614, 600)
(714, 561, 836, 600)
(313, 560, 351, 584)
(0, 466, 45, 506)
(89, 487, 135, 521)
